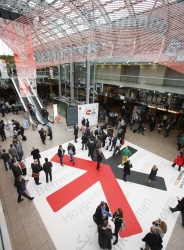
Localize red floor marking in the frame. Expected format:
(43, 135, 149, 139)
(46, 154, 142, 237)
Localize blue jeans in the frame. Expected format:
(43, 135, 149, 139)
(70, 153, 75, 162)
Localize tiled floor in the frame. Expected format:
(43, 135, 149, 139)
(0, 106, 183, 250)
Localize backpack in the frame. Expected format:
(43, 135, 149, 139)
(119, 218, 126, 232)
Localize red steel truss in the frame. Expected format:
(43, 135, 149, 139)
(1, 0, 184, 73)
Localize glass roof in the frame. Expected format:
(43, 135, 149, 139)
(0, 0, 184, 74)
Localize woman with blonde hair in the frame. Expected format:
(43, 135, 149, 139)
(148, 165, 158, 187)
(152, 218, 167, 238)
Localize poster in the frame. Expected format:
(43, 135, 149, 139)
(78, 103, 99, 128)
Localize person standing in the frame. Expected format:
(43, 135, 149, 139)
(81, 133, 88, 150)
(58, 145, 65, 166)
(73, 124, 79, 143)
(15, 139, 24, 162)
(98, 220, 113, 250)
(1, 149, 11, 171)
(0, 120, 6, 141)
(31, 147, 41, 164)
(96, 148, 103, 171)
(47, 125, 53, 140)
(31, 159, 43, 185)
(81, 117, 85, 126)
(112, 208, 124, 245)
(172, 152, 184, 172)
(67, 143, 76, 165)
(87, 138, 96, 159)
(16, 176, 34, 203)
(113, 137, 121, 156)
(123, 159, 131, 182)
(43, 158, 53, 183)
(122, 147, 131, 165)
(8, 144, 19, 161)
(93, 201, 111, 225)
(140, 226, 163, 250)
(86, 119, 89, 129)
(170, 197, 184, 226)
(20, 159, 27, 176)
(38, 128, 46, 144)
(12, 161, 23, 186)
(148, 165, 158, 187)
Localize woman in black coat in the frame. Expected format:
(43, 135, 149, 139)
(112, 208, 124, 245)
(148, 165, 158, 187)
(98, 220, 112, 250)
(96, 148, 103, 171)
(123, 160, 131, 182)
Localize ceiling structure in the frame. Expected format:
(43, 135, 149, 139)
(0, 0, 184, 74)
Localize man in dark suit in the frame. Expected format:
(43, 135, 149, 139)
(43, 158, 53, 183)
(31, 147, 41, 164)
(73, 124, 79, 143)
(58, 145, 65, 166)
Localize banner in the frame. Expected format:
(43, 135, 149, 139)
(78, 103, 99, 128)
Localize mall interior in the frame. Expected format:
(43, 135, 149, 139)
(0, 1, 184, 250)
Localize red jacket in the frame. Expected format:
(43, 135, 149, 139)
(174, 155, 184, 166)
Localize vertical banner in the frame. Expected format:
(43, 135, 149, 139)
(0, 59, 9, 79)
(78, 103, 99, 127)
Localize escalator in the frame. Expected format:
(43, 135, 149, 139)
(11, 77, 53, 125)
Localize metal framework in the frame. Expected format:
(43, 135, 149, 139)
(1, 0, 184, 73)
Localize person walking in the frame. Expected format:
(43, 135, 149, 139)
(58, 145, 65, 166)
(172, 151, 184, 172)
(148, 165, 158, 187)
(112, 208, 125, 245)
(170, 197, 184, 227)
(43, 158, 53, 183)
(98, 220, 113, 250)
(73, 124, 79, 143)
(47, 125, 53, 140)
(123, 159, 131, 182)
(12, 161, 23, 186)
(16, 176, 34, 203)
(31, 159, 43, 185)
(1, 149, 11, 171)
(96, 148, 103, 171)
(122, 146, 131, 165)
(87, 138, 96, 159)
(67, 143, 76, 165)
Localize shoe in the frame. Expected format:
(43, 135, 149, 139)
(61, 164, 64, 166)
(109, 150, 112, 151)
(1, 140, 4, 141)
(169, 207, 174, 213)
(29, 197, 34, 200)
(148, 183, 152, 187)
(113, 240, 118, 245)
(70, 160, 72, 162)
(37, 183, 42, 185)
(97, 169, 100, 171)
(73, 162, 75, 165)
(18, 199, 24, 203)
(140, 248, 144, 250)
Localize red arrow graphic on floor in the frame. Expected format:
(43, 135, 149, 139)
(47, 154, 142, 237)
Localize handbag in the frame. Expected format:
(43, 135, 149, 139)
(32, 172, 39, 178)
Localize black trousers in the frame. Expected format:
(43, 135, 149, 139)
(45, 172, 52, 183)
(18, 192, 31, 202)
(34, 177, 40, 185)
(0, 132, 6, 140)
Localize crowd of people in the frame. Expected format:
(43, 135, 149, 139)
(1, 103, 184, 249)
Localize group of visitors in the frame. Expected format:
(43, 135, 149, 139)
(93, 201, 125, 249)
